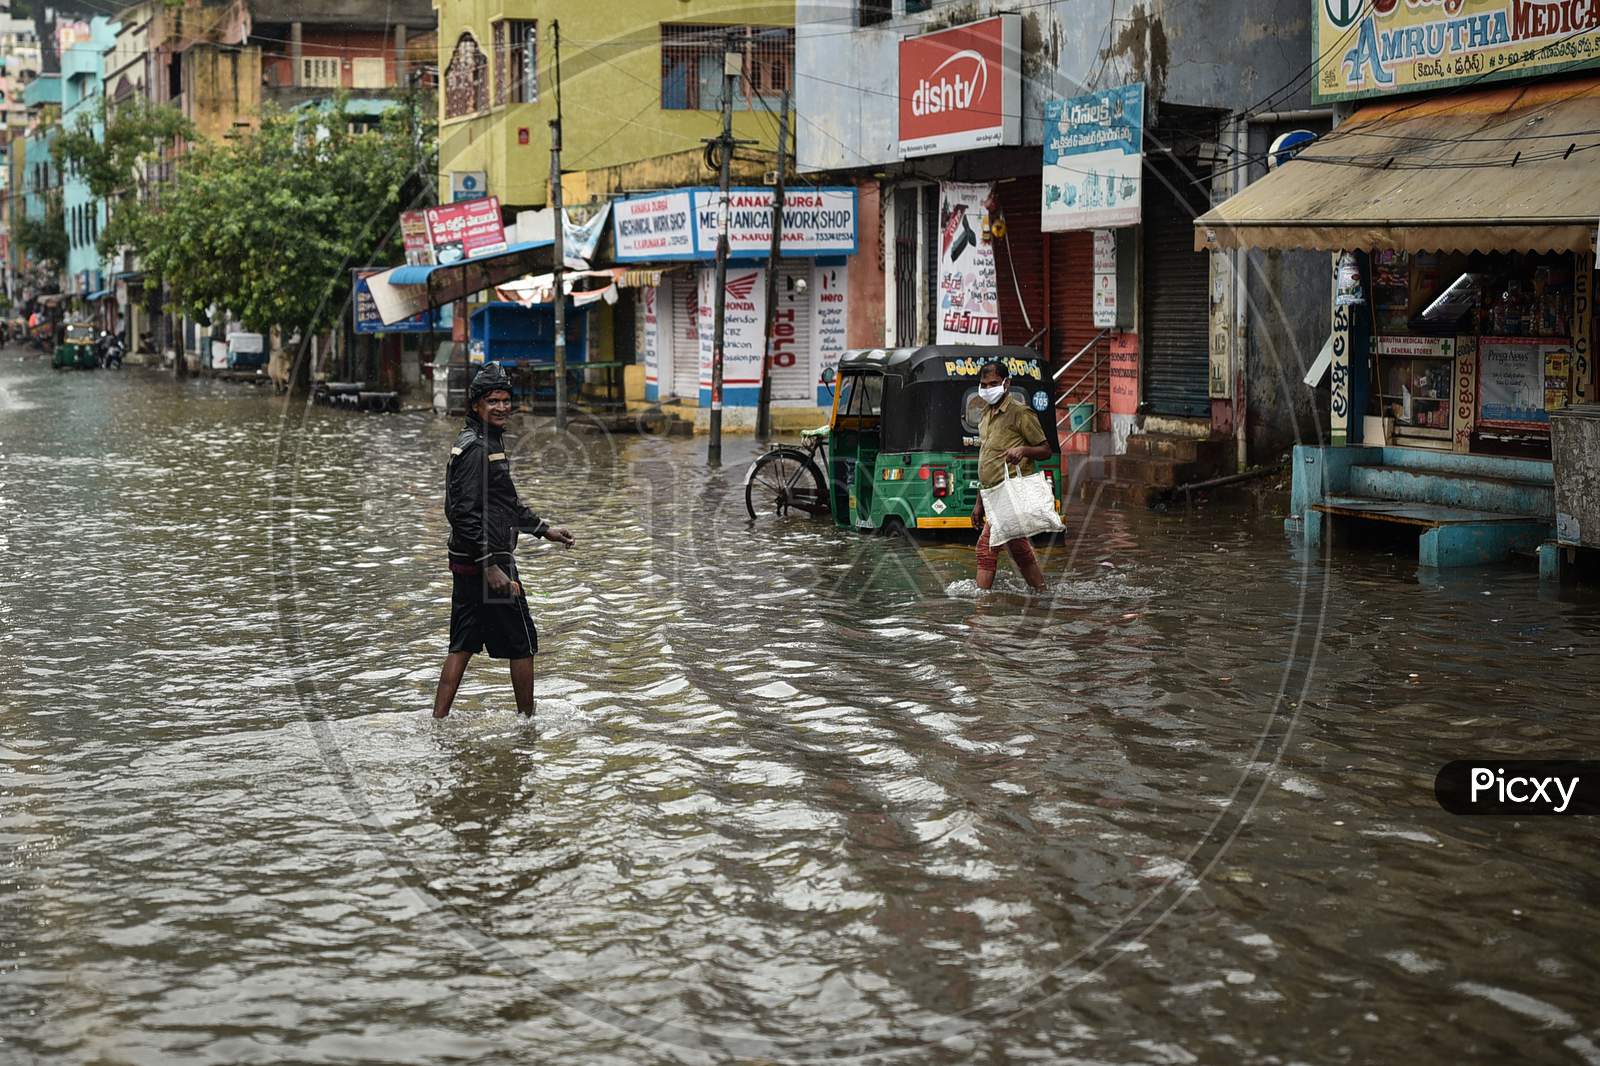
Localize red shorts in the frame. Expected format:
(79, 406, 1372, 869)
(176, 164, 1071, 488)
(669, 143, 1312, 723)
(976, 521, 1038, 572)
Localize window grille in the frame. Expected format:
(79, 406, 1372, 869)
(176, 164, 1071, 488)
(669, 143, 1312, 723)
(660, 24, 792, 112)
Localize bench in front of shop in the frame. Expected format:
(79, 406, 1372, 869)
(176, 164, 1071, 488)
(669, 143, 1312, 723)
(1309, 495, 1550, 568)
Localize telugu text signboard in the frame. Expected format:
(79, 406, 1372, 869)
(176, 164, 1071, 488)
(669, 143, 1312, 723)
(898, 15, 1021, 158)
(1315, 0, 1600, 102)
(424, 196, 506, 265)
(1042, 83, 1144, 231)
(400, 210, 433, 266)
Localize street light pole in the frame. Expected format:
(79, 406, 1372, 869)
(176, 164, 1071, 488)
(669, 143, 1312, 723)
(707, 37, 738, 468)
(549, 19, 567, 431)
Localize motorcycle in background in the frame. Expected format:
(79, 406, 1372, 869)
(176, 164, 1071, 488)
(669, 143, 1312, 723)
(97, 331, 125, 369)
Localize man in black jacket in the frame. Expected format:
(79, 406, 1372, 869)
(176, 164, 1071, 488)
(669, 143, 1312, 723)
(432, 362, 575, 719)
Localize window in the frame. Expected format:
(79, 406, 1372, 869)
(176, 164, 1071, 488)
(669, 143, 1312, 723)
(351, 57, 385, 89)
(300, 56, 340, 88)
(904, 0, 933, 12)
(660, 24, 792, 111)
(859, 0, 892, 26)
(837, 371, 883, 428)
(492, 19, 537, 105)
(444, 33, 488, 118)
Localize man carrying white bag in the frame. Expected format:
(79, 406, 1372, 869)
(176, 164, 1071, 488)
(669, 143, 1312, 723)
(970, 360, 1060, 591)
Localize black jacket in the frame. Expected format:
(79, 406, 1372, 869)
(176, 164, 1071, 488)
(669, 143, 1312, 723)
(445, 414, 548, 567)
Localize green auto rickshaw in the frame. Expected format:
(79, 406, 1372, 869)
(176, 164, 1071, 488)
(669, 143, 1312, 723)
(745, 345, 1063, 533)
(53, 323, 99, 370)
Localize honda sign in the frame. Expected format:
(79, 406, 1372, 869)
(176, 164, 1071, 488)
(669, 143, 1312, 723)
(898, 15, 1020, 158)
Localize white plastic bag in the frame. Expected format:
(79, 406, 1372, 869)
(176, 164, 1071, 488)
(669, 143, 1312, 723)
(980, 464, 1063, 545)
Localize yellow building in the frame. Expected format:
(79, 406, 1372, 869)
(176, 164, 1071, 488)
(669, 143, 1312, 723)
(432, 0, 812, 427)
(433, 0, 792, 212)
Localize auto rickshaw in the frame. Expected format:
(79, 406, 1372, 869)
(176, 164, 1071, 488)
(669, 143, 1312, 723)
(53, 323, 100, 369)
(744, 345, 1063, 532)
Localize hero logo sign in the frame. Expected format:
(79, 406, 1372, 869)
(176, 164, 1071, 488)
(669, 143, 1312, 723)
(899, 15, 1021, 158)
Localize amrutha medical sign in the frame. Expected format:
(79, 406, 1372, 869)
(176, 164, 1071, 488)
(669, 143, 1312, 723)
(1315, 0, 1600, 101)
(898, 15, 1021, 158)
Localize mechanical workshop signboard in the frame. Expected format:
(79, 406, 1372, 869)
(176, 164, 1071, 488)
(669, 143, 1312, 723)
(898, 15, 1021, 157)
(1315, 0, 1600, 101)
(611, 188, 857, 261)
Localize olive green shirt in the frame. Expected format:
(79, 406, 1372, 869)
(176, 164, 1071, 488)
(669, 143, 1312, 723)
(978, 392, 1048, 489)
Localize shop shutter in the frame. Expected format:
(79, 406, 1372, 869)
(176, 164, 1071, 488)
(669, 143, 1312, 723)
(772, 262, 815, 405)
(669, 274, 702, 401)
(1140, 163, 1213, 418)
(994, 175, 1045, 349)
(1048, 230, 1101, 428)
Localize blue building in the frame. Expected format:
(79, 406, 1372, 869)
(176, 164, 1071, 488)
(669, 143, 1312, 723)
(19, 72, 58, 226)
(60, 17, 118, 303)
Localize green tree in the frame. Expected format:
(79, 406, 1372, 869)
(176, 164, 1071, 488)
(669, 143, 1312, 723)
(54, 97, 196, 261)
(15, 192, 68, 269)
(145, 97, 434, 343)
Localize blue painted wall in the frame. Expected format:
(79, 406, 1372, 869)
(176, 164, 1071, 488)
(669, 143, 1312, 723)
(60, 17, 118, 295)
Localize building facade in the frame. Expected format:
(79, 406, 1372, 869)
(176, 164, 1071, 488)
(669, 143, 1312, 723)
(1201, 0, 1600, 570)
(61, 17, 118, 303)
(427, 0, 826, 425)
(796, 0, 1330, 471)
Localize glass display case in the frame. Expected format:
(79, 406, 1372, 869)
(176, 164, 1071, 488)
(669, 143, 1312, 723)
(1375, 336, 1455, 445)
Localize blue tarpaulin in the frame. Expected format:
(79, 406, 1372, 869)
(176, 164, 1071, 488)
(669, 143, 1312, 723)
(367, 240, 555, 326)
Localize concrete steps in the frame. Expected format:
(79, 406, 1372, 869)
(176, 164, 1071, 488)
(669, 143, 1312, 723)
(1289, 444, 1557, 568)
(1077, 432, 1234, 506)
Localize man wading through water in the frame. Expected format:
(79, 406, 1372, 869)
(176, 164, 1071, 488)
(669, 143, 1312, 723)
(970, 360, 1051, 592)
(433, 362, 575, 719)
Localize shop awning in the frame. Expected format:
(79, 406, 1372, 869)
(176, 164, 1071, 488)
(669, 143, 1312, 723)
(366, 239, 555, 326)
(1196, 77, 1600, 255)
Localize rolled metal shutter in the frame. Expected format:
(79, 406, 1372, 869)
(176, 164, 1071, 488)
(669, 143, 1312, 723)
(772, 262, 815, 405)
(1140, 164, 1212, 418)
(669, 274, 702, 401)
(994, 176, 1045, 349)
(1048, 230, 1102, 427)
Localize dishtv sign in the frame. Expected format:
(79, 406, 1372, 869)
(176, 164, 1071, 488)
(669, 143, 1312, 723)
(898, 15, 1021, 158)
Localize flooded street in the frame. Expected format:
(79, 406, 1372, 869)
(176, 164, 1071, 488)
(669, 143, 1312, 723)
(5, 354, 1600, 1064)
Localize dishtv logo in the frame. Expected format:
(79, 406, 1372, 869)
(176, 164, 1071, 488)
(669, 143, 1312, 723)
(911, 49, 988, 116)
(899, 14, 1020, 158)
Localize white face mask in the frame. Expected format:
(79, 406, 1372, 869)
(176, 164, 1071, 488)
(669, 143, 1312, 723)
(978, 383, 1007, 406)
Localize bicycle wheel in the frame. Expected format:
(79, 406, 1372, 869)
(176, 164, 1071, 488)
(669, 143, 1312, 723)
(744, 448, 829, 521)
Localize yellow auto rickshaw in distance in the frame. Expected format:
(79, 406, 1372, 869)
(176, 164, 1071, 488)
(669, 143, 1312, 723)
(54, 323, 99, 369)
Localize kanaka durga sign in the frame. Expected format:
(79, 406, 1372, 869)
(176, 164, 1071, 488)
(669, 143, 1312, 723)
(899, 14, 1022, 158)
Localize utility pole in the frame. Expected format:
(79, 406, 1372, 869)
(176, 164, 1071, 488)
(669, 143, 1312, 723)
(755, 90, 789, 442)
(706, 36, 739, 467)
(549, 19, 567, 430)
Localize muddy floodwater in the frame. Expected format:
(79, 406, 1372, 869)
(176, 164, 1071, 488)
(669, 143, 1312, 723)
(4, 356, 1600, 1065)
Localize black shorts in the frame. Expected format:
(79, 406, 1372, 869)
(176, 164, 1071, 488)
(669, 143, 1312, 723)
(448, 564, 538, 659)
